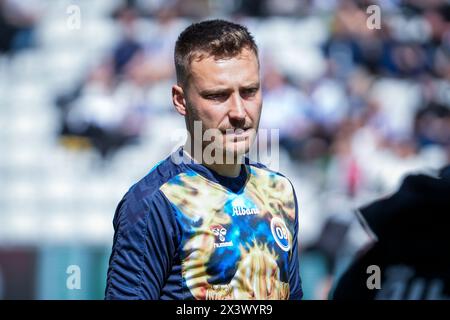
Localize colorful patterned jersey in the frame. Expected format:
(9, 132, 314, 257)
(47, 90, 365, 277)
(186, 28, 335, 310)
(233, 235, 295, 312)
(105, 147, 303, 300)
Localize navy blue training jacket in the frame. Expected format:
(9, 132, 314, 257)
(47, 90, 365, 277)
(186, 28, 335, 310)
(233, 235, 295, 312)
(105, 147, 303, 300)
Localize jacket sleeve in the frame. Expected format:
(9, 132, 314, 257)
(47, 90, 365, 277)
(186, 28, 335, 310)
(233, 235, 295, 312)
(105, 189, 180, 300)
(289, 187, 304, 300)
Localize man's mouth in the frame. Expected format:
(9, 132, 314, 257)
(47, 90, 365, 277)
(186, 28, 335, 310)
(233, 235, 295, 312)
(221, 128, 253, 143)
(222, 128, 250, 135)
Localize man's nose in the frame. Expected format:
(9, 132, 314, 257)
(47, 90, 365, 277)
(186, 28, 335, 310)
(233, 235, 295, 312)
(228, 93, 246, 122)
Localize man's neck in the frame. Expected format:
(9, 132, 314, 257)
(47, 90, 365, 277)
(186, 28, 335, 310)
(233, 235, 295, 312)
(183, 143, 243, 178)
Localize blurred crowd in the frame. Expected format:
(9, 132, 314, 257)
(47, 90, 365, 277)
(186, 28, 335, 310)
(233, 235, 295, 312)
(1, 0, 450, 299)
(50, 0, 450, 178)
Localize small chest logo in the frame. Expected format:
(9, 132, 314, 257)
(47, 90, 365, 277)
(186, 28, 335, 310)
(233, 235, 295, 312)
(232, 206, 260, 217)
(270, 217, 291, 252)
(210, 224, 233, 248)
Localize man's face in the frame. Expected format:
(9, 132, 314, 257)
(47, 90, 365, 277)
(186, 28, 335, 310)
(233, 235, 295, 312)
(183, 48, 262, 159)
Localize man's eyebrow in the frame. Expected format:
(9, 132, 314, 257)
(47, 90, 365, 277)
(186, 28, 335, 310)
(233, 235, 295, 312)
(199, 82, 260, 95)
(241, 82, 260, 89)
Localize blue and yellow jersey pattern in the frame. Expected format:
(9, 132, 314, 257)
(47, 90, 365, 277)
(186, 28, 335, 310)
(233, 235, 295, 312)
(105, 147, 303, 300)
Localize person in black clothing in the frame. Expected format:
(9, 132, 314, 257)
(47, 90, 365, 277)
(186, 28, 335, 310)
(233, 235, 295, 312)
(332, 165, 450, 300)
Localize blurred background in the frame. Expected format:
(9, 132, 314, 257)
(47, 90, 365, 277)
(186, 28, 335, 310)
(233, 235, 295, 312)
(0, 0, 449, 299)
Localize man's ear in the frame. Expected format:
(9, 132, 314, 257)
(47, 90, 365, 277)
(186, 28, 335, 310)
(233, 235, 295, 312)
(172, 85, 187, 116)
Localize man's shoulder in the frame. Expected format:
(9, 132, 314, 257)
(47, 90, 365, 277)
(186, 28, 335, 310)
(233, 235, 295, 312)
(122, 152, 187, 209)
(246, 159, 294, 187)
(245, 160, 298, 223)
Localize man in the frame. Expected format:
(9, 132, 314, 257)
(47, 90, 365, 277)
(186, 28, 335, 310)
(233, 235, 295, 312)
(332, 165, 450, 300)
(105, 19, 303, 300)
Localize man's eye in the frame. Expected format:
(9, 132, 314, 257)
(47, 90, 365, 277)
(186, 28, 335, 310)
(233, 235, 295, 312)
(205, 94, 226, 100)
(241, 88, 258, 97)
